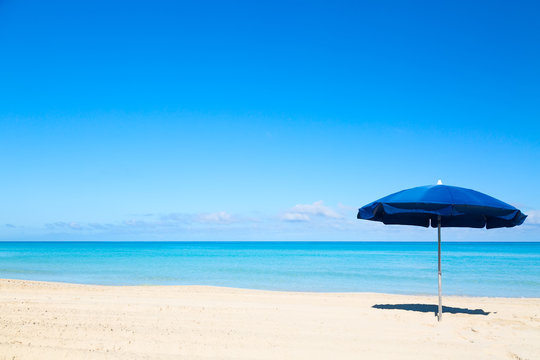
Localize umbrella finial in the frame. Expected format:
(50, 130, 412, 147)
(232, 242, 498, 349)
(437, 179, 443, 185)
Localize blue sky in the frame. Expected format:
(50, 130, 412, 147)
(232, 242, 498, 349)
(1, 0, 539, 241)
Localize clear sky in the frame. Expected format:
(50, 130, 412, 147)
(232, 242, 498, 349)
(1, 0, 539, 241)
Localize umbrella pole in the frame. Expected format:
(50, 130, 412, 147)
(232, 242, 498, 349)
(437, 215, 442, 321)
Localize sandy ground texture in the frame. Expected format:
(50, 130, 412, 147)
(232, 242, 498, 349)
(0, 279, 539, 360)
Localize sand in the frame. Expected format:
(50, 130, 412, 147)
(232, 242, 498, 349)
(0, 279, 538, 360)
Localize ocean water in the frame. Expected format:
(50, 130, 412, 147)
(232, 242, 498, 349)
(0, 242, 538, 297)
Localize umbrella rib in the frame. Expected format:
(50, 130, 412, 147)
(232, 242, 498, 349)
(442, 186, 456, 217)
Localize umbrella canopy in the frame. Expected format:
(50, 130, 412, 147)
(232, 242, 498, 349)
(358, 184, 527, 229)
(357, 183, 527, 321)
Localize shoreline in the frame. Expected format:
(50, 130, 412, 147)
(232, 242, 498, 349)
(2, 278, 539, 300)
(1, 279, 539, 359)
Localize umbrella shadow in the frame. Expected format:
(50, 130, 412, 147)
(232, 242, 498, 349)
(372, 304, 490, 316)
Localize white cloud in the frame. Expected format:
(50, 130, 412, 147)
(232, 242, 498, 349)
(281, 212, 311, 222)
(285, 200, 342, 220)
(525, 210, 540, 225)
(69, 222, 82, 230)
(123, 219, 148, 227)
(5, 204, 539, 241)
(197, 211, 234, 224)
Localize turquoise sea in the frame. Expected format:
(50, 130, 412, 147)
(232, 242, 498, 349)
(0, 242, 538, 297)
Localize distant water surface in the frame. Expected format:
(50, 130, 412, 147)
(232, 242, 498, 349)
(0, 242, 538, 297)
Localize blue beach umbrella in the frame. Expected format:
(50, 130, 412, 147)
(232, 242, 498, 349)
(357, 181, 527, 321)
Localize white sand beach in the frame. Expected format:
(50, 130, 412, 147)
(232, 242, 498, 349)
(0, 279, 538, 360)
